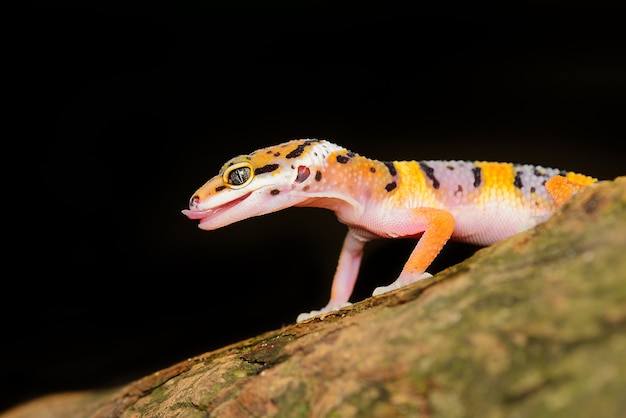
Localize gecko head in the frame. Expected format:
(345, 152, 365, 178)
(182, 139, 340, 230)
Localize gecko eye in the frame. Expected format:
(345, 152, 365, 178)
(223, 161, 254, 188)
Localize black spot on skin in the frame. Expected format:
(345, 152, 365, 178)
(455, 185, 463, 195)
(315, 170, 322, 181)
(270, 189, 280, 195)
(285, 140, 317, 159)
(447, 165, 455, 170)
(336, 155, 350, 164)
(514, 171, 523, 189)
(531, 186, 536, 193)
(274, 152, 280, 156)
(370, 167, 376, 173)
(295, 166, 310, 183)
(255, 164, 280, 175)
(383, 161, 397, 176)
(419, 162, 440, 189)
(534, 168, 548, 177)
(303, 185, 310, 191)
(472, 166, 482, 187)
(215, 185, 227, 192)
(385, 182, 397, 192)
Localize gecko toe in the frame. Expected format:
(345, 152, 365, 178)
(372, 272, 433, 296)
(296, 302, 352, 322)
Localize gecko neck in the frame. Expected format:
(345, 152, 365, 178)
(295, 152, 392, 224)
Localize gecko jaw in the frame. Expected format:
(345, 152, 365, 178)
(182, 192, 252, 228)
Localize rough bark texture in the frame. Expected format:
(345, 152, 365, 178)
(5, 177, 626, 418)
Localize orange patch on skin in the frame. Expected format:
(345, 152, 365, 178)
(565, 172, 597, 188)
(545, 175, 594, 207)
(473, 162, 519, 204)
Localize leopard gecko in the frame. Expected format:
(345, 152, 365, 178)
(182, 139, 596, 322)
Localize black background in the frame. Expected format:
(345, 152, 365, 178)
(5, 1, 624, 412)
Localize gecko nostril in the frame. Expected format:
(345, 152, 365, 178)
(189, 195, 200, 207)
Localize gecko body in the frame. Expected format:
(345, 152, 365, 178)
(182, 139, 596, 321)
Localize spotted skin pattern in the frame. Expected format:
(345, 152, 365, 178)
(182, 139, 597, 322)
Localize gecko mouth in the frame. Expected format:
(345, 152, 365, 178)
(182, 192, 252, 226)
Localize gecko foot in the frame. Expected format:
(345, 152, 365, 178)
(296, 302, 352, 323)
(372, 272, 433, 296)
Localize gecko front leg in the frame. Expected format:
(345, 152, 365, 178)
(372, 207, 455, 296)
(296, 230, 366, 322)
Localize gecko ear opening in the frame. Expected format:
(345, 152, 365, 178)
(223, 161, 254, 189)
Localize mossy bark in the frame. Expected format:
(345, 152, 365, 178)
(5, 177, 626, 418)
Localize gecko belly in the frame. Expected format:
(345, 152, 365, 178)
(450, 204, 550, 246)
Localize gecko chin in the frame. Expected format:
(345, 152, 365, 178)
(182, 192, 252, 229)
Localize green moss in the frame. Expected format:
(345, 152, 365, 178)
(272, 382, 309, 418)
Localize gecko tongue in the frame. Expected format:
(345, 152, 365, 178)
(181, 192, 252, 222)
(181, 209, 214, 220)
